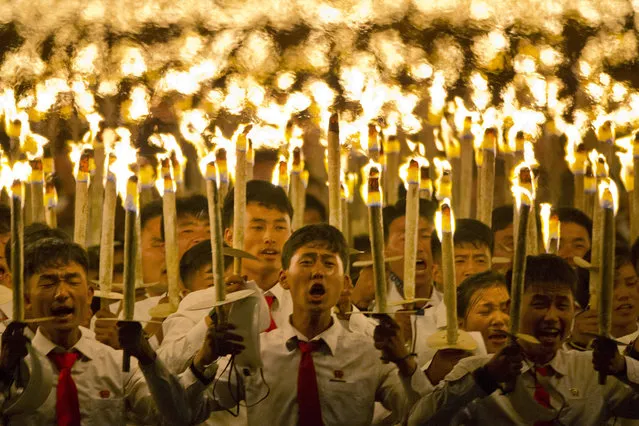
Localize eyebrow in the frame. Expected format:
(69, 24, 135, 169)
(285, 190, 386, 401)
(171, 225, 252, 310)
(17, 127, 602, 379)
(39, 273, 82, 281)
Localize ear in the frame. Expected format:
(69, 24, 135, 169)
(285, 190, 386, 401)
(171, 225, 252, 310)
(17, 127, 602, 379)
(87, 285, 94, 302)
(224, 228, 233, 246)
(343, 274, 353, 290)
(279, 269, 289, 290)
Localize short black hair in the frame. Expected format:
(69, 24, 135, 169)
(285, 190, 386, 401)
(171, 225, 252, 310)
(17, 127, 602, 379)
(223, 180, 293, 230)
(304, 194, 327, 223)
(431, 218, 494, 263)
(141, 199, 163, 230)
(492, 205, 514, 233)
(0, 204, 10, 234)
(6, 223, 71, 270)
(25, 238, 89, 283)
(556, 207, 593, 240)
(457, 270, 508, 319)
(524, 254, 576, 295)
(383, 198, 437, 243)
(86, 242, 124, 275)
(281, 224, 348, 271)
(176, 194, 208, 221)
(179, 240, 234, 288)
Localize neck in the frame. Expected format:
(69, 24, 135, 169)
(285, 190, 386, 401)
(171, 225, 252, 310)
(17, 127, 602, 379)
(415, 281, 434, 308)
(525, 346, 558, 365)
(42, 326, 82, 350)
(612, 321, 638, 339)
(245, 268, 280, 292)
(291, 309, 333, 340)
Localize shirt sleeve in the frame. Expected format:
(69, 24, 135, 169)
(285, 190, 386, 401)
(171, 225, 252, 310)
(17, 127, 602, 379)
(125, 356, 221, 426)
(375, 361, 432, 424)
(157, 315, 208, 374)
(407, 356, 491, 426)
(604, 356, 639, 419)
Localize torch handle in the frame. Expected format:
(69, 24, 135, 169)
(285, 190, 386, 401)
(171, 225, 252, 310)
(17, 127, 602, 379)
(510, 203, 530, 336)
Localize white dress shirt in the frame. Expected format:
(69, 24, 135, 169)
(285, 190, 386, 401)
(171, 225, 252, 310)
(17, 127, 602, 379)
(210, 316, 428, 426)
(408, 349, 639, 425)
(2, 327, 210, 426)
(157, 282, 275, 426)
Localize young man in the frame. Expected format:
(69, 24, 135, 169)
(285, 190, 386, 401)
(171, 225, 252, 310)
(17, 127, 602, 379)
(194, 224, 427, 425)
(158, 180, 293, 375)
(0, 238, 212, 425)
(408, 254, 639, 425)
(303, 193, 327, 225)
(569, 244, 639, 350)
(431, 218, 493, 290)
(491, 205, 514, 274)
(351, 199, 438, 312)
(556, 207, 592, 268)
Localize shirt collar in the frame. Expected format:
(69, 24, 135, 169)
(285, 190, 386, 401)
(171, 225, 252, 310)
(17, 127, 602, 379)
(264, 282, 285, 300)
(617, 325, 639, 345)
(32, 326, 96, 361)
(521, 348, 568, 377)
(282, 314, 344, 356)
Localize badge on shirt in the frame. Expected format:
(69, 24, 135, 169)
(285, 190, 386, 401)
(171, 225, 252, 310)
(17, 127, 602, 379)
(99, 390, 111, 399)
(330, 370, 346, 383)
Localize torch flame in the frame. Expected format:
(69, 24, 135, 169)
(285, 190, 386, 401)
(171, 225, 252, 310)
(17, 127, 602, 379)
(435, 199, 455, 241)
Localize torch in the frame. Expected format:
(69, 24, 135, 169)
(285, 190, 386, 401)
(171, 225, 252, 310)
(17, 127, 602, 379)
(233, 127, 249, 274)
(632, 133, 639, 243)
(290, 146, 306, 231)
(204, 158, 226, 322)
(122, 175, 138, 372)
(327, 113, 342, 228)
(584, 161, 597, 220)
(73, 146, 93, 247)
(27, 140, 45, 224)
(98, 153, 117, 310)
(540, 203, 560, 254)
(596, 120, 615, 173)
(401, 159, 420, 303)
(44, 175, 57, 228)
(43, 144, 56, 227)
(384, 134, 400, 206)
(426, 198, 477, 351)
(459, 116, 474, 218)
(247, 139, 255, 181)
(216, 148, 229, 201)
(477, 127, 497, 226)
(10, 162, 30, 323)
(572, 143, 588, 211)
(159, 156, 180, 313)
(597, 180, 616, 385)
(510, 166, 534, 336)
(366, 164, 387, 313)
(419, 160, 432, 201)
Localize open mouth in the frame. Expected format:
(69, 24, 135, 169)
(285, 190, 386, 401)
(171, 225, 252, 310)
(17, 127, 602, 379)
(616, 303, 634, 312)
(309, 283, 326, 299)
(260, 248, 279, 257)
(488, 330, 508, 343)
(415, 259, 427, 271)
(51, 306, 75, 319)
(536, 328, 561, 343)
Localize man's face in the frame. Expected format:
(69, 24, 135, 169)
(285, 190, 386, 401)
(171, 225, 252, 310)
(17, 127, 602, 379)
(492, 224, 513, 273)
(280, 243, 344, 314)
(303, 209, 325, 226)
(520, 283, 574, 357)
(225, 202, 291, 279)
(385, 216, 433, 290)
(438, 242, 491, 286)
(0, 233, 10, 289)
(558, 222, 590, 267)
(613, 263, 639, 329)
(28, 262, 93, 335)
(177, 214, 210, 259)
(460, 285, 510, 354)
(141, 216, 165, 284)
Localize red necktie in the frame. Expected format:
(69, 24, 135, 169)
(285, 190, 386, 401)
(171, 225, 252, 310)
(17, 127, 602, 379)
(264, 295, 277, 332)
(533, 366, 553, 426)
(297, 340, 323, 426)
(49, 352, 81, 426)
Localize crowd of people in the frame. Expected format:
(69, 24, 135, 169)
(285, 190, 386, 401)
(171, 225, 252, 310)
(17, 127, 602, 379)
(0, 178, 639, 425)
